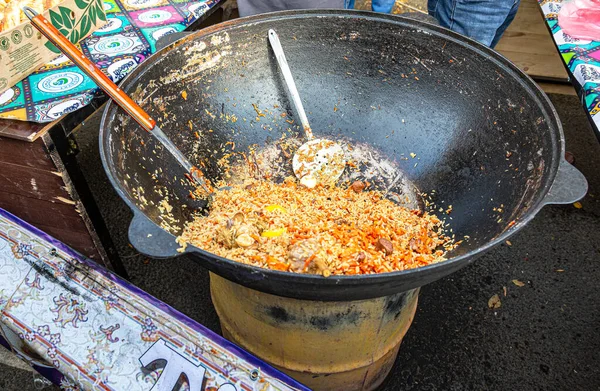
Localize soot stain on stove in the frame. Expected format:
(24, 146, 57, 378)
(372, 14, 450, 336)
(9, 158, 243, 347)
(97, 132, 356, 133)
(266, 306, 295, 323)
(384, 290, 414, 320)
(263, 305, 363, 330)
(308, 308, 361, 331)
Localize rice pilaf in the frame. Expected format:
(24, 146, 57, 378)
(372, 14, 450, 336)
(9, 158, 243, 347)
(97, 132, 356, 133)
(176, 178, 455, 276)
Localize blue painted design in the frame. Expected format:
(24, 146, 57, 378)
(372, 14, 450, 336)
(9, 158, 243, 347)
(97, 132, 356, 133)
(540, 0, 600, 133)
(0, 82, 25, 111)
(93, 14, 131, 35)
(0, 0, 221, 122)
(27, 68, 97, 102)
(140, 22, 186, 51)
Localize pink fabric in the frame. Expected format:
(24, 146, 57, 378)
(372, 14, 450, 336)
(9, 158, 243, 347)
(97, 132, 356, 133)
(558, 0, 600, 41)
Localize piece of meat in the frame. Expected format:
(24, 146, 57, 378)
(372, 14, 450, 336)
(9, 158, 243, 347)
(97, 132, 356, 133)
(376, 238, 394, 255)
(288, 239, 320, 272)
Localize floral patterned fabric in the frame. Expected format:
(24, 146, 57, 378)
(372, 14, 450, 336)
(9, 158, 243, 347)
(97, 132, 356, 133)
(540, 0, 600, 134)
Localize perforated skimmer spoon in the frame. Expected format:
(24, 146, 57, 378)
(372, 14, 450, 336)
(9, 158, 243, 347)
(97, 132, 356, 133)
(23, 6, 213, 194)
(268, 29, 346, 188)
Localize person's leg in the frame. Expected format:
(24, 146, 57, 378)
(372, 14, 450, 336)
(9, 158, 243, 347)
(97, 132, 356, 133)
(490, 0, 520, 48)
(371, 0, 396, 13)
(345, 0, 356, 9)
(427, 0, 440, 16)
(428, 0, 519, 48)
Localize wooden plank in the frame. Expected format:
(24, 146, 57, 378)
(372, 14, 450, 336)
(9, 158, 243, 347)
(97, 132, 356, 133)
(537, 82, 577, 96)
(517, 0, 544, 11)
(496, 50, 569, 80)
(0, 119, 58, 142)
(0, 192, 90, 233)
(33, 224, 99, 259)
(0, 188, 100, 259)
(496, 0, 568, 81)
(0, 134, 103, 261)
(496, 32, 564, 56)
(499, 4, 550, 34)
(0, 163, 70, 202)
(0, 137, 56, 170)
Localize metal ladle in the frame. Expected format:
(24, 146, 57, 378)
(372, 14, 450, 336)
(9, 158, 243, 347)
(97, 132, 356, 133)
(268, 29, 346, 188)
(23, 6, 212, 194)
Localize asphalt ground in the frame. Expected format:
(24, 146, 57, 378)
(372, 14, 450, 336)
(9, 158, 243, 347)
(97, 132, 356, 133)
(1, 92, 598, 390)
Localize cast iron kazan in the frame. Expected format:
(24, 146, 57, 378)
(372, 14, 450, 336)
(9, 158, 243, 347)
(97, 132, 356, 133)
(99, 10, 587, 301)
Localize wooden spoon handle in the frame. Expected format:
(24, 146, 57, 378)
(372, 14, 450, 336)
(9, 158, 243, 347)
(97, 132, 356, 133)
(22, 6, 156, 132)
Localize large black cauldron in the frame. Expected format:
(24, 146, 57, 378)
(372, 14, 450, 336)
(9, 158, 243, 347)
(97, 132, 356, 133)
(100, 10, 587, 301)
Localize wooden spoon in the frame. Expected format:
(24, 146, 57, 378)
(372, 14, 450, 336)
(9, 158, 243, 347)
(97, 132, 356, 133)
(23, 6, 212, 194)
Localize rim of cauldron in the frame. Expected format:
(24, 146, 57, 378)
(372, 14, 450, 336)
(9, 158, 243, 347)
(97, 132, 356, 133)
(100, 10, 565, 300)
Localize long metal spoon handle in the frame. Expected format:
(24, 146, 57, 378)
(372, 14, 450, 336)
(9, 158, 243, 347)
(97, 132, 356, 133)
(268, 29, 313, 140)
(24, 7, 211, 193)
(22, 6, 156, 132)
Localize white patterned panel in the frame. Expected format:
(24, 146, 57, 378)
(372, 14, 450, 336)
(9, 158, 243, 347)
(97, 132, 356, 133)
(592, 112, 600, 130)
(573, 63, 600, 86)
(0, 212, 305, 391)
(3, 268, 148, 390)
(553, 30, 592, 46)
(541, 0, 564, 16)
(0, 217, 35, 312)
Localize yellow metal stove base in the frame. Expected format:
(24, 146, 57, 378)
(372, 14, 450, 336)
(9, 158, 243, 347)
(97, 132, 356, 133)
(210, 273, 419, 391)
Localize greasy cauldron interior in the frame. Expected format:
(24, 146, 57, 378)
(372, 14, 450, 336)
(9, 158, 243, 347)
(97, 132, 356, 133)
(100, 11, 561, 299)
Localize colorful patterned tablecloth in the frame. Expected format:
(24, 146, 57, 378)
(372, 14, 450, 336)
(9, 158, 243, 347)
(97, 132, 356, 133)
(0, 207, 309, 391)
(0, 0, 220, 123)
(540, 0, 600, 134)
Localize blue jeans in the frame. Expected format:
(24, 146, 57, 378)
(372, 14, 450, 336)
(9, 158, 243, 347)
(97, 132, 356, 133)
(366, 0, 520, 48)
(428, 0, 520, 48)
(344, 0, 394, 12)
